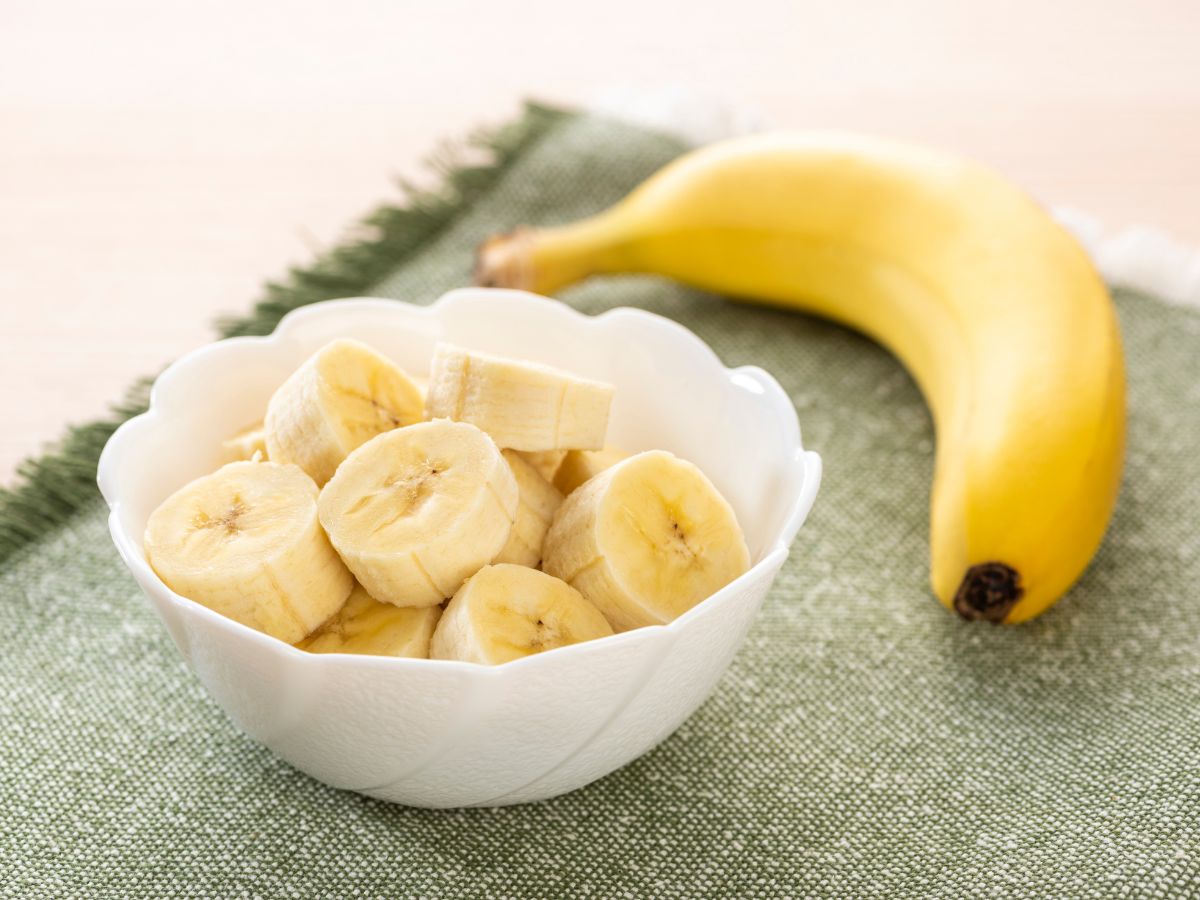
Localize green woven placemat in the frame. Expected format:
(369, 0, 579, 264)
(3, 103, 1198, 899)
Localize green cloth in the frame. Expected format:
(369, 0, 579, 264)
(3, 105, 1199, 899)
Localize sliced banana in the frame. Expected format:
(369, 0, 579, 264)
(144, 461, 353, 643)
(494, 450, 563, 568)
(543, 450, 751, 631)
(265, 338, 424, 486)
(430, 564, 613, 665)
(220, 421, 268, 463)
(552, 446, 629, 496)
(318, 419, 519, 608)
(425, 343, 614, 452)
(297, 583, 440, 657)
(519, 449, 567, 482)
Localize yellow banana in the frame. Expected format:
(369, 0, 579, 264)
(475, 132, 1126, 624)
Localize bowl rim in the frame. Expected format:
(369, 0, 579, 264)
(98, 288, 823, 676)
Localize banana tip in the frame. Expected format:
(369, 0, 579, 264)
(953, 562, 1023, 624)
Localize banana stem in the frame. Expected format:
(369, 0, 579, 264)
(475, 216, 625, 296)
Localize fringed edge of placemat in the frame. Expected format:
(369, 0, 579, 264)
(0, 101, 572, 567)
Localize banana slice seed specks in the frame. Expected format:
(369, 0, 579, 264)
(265, 338, 424, 486)
(543, 450, 751, 631)
(144, 460, 353, 643)
(319, 419, 519, 608)
(430, 564, 613, 665)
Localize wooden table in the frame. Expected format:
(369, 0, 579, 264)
(3, 0, 1197, 481)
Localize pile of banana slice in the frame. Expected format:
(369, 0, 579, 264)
(143, 338, 751, 665)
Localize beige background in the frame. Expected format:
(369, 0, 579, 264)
(2, 0, 1197, 481)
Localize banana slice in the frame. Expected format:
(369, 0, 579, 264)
(425, 343, 614, 452)
(542, 450, 751, 631)
(144, 461, 353, 643)
(552, 446, 629, 496)
(519, 449, 567, 482)
(494, 450, 564, 567)
(297, 583, 440, 657)
(430, 564, 613, 665)
(318, 419, 519, 608)
(220, 421, 268, 463)
(265, 338, 424, 486)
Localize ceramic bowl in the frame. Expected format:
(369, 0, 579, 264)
(98, 288, 822, 808)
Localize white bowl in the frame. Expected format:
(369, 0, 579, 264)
(98, 288, 822, 808)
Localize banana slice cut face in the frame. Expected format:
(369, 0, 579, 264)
(220, 421, 268, 463)
(297, 583, 440, 657)
(430, 564, 613, 665)
(552, 446, 629, 496)
(494, 450, 564, 568)
(543, 450, 751, 631)
(425, 343, 614, 452)
(144, 460, 353, 643)
(318, 419, 519, 608)
(265, 338, 424, 486)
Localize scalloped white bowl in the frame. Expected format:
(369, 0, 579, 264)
(98, 288, 822, 808)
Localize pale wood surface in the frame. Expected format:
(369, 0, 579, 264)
(2, 0, 1197, 481)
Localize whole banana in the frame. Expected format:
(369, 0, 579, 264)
(476, 132, 1126, 624)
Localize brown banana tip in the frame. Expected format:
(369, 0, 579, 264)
(953, 562, 1023, 624)
(473, 227, 535, 290)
